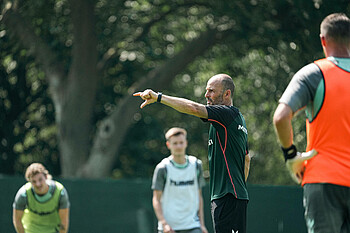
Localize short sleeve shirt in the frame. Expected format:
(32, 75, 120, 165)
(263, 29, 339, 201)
(279, 63, 322, 113)
(279, 57, 350, 120)
(13, 180, 70, 210)
(204, 105, 249, 201)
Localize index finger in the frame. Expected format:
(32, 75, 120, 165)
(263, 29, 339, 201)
(133, 92, 142, 96)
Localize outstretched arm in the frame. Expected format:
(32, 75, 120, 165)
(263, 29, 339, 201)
(133, 89, 208, 119)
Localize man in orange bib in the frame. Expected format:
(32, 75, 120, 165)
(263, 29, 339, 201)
(273, 13, 350, 233)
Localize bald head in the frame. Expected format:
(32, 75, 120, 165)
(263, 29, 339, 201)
(209, 74, 235, 97)
(205, 74, 235, 106)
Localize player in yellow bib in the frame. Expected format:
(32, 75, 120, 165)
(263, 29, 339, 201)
(12, 163, 70, 233)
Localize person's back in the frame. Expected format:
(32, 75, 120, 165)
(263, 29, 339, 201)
(303, 58, 350, 186)
(273, 13, 350, 233)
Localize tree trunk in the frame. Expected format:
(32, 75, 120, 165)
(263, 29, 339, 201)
(58, 0, 99, 176)
(2, 1, 232, 178)
(2, 1, 99, 177)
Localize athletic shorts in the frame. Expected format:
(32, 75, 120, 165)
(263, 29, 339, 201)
(158, 227, 202, 233)
(303, 183, 350, 233)
(211, 193, 248, 233)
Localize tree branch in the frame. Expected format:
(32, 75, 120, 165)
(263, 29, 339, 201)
(135, 1, 211, 42)
(97, 1, 212, 73)
(83, 27, 232, 177)
(1, 3, 66, 92)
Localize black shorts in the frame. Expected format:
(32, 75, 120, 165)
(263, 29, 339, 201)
(211, 193, 248, 233)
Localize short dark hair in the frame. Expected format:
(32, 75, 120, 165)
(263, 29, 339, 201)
(321, 13, 350, 46)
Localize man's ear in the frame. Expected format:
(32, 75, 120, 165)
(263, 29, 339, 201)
(166, 141, 170, 149)
(320, 34, 326, 47)
(225, 89, 231, 98)
(320, 34, 329, 57)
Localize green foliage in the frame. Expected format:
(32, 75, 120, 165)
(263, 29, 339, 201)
(0, 39, 59, 175)
(1, 0, 350, 184)
(116, 0, 350, 184)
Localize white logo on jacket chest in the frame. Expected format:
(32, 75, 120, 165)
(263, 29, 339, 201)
(238, 125, 247, 134)
(208, 139, 213, 146)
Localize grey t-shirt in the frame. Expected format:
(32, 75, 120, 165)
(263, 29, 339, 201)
(279, 63, 322, 113)
(152, 155, 206, 191)
(279, 57, 350, 114)
(13, 180, 70, 210)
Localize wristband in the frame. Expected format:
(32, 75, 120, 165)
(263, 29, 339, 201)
(157, 92, 162, 103)
(281, 144, 297, 161)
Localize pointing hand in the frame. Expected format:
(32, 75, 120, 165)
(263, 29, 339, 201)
(133, 89, 157, 108)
